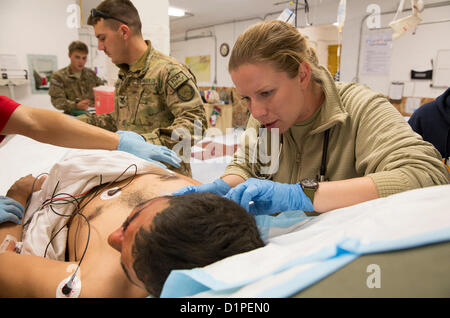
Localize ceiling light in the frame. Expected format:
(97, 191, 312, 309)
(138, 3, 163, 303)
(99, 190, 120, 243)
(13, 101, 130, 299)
(168, 7, 186, 17)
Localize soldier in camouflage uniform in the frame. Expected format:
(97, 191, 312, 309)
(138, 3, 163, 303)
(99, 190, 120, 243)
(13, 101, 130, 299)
(80, 0, 207, 177)
(49, 41, 105, 116)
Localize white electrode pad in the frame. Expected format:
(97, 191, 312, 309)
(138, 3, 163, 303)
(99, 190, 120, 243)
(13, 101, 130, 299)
(56, 264, 82, 298)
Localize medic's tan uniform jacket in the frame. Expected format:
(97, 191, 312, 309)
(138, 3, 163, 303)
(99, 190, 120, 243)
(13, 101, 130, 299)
(224, 66, 449, 198)
(79, 41, 208, 177)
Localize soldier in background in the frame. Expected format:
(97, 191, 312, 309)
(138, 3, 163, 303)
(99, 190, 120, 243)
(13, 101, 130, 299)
(80, 0, 207, 177)
(49, 41, 105, 116)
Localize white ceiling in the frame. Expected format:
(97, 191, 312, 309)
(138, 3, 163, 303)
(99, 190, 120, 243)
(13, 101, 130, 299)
(168, 0, 338, 35)
(82, 0, 450, 37)
(81, 0, 339, 36)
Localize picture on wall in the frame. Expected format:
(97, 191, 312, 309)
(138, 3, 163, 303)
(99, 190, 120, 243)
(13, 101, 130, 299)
(27, 54, 57, 94)
(185, 55, 211, 83)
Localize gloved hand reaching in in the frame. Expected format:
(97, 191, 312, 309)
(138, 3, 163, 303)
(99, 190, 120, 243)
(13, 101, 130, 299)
(117, 131, 181, 169)
(225, 178, 314, 215)
(0, 196, 24, 225)
(172, 178, 231, 196)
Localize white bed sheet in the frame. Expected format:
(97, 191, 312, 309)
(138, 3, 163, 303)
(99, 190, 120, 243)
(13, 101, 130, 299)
(161, 184, 450, 297)
(0, 135, 70, 195)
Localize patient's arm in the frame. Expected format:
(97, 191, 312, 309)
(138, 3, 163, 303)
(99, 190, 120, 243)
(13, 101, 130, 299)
(0, 175, 68, 297)
(6, 174, 46, 207)
(0, 252, 78, 297)
(1, 175, 46, 243)
(0, 251, 138, 298)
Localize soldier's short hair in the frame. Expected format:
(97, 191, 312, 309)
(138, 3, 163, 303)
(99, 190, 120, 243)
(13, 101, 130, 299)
(68, 41, 89, 55)
(87, 0, 142, 36)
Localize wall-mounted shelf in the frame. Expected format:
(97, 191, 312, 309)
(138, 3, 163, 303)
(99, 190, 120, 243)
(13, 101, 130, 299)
(0, 68, 29, 99)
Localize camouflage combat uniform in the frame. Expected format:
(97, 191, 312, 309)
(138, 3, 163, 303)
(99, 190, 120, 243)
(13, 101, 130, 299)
(49, 66, 105, 116)
(78, 41, 208, 177)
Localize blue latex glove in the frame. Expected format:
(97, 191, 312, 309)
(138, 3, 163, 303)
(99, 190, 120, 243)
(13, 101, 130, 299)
(172, 178, 231, 196)
(0, 196, 24, 225)
(225, 178, 314, 215)
(117, 131, 181, 169)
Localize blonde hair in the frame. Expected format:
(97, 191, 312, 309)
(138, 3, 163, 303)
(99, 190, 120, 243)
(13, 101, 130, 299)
(229, 20, 321, 83)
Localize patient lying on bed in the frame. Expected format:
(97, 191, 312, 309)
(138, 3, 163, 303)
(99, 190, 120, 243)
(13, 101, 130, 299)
(0, 153, 264, 297)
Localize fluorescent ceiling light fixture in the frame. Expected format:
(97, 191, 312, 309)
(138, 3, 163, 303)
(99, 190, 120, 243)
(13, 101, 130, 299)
(168, 7, 185, 17)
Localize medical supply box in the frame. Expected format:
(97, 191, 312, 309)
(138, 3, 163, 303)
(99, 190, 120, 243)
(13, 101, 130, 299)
(94, 86, 115, 115)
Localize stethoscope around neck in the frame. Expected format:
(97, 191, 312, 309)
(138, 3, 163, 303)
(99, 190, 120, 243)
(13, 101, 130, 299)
(251, 125, 331, 182)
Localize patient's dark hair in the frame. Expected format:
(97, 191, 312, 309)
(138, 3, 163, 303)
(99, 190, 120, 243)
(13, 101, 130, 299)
(132, 192, 265, 297)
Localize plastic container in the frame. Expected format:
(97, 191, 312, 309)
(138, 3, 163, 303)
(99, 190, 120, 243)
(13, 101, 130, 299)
(94, 86, 115, 114)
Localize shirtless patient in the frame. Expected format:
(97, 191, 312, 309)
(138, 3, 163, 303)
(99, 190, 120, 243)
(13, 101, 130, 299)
(0, 168, 264, 297)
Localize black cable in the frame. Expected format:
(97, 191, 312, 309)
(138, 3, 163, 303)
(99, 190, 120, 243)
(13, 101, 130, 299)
(44, 192, 81, 259)
(72, 176, 104, 261)
(21, 172, 49, 228)
(33, 164, 139, 295)
(110, 164, 138, 190)
(24, 172, 49, 209)
(60, 199, 91, 296)
(319, 129, 330, 180)
(295, 0, 299, 27)
(42, 164, 139, 256)
(61, 165, 138, 295)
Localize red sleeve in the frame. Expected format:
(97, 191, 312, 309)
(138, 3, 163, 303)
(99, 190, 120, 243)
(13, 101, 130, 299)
(0, 95, 21, 143)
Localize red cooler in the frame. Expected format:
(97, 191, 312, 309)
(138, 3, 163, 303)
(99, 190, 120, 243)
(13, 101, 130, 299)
(94, 87, 115, 114)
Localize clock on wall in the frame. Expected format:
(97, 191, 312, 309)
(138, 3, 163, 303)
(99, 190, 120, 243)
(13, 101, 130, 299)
(219, 43, 230, 57)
